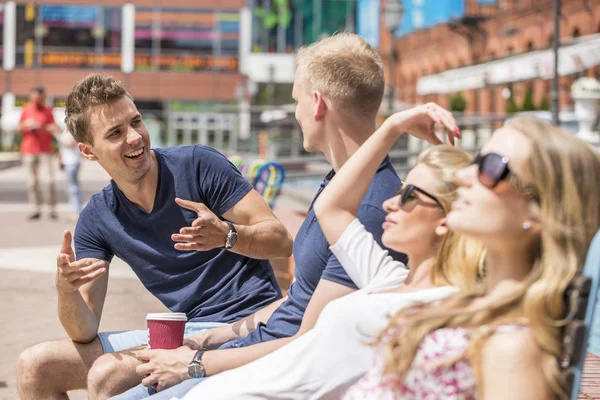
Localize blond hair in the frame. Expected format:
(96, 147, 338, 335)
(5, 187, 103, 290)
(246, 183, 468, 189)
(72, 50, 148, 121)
(295, 32, 384, 119)
(379, 118, 600, 399)
(417, 145, 485, 293)
(65, 73, 131, 144)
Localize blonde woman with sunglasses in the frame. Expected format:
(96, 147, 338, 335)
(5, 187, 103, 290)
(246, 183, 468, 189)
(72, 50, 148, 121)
(343, 117, 600, 399)
(180, 103, 484, 400)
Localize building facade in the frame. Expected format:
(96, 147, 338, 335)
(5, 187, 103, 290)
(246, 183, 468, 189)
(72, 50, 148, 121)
(382, 0, 600, 115)
(0, 0, 363, 150)
(0, 0, 250, 151)
(1, 0, 247, 105)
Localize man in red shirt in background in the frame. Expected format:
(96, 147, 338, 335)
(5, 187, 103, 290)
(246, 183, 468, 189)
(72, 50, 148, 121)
(16, 87, 60, 220)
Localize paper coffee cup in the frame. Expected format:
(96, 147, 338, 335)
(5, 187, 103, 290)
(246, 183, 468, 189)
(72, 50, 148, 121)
(146, 313, 187, 349)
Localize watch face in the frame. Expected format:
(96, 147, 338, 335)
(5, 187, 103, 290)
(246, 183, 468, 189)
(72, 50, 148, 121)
(188, 363, 205, 379)
(229, 232, 238, 248)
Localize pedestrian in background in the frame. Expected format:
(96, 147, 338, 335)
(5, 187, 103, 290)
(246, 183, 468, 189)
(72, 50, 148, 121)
(58, 130, 83, 220)
(15, 87, 60, 220)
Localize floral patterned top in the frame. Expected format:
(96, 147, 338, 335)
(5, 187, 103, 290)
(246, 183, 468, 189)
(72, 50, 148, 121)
(342, 325, 525, 400)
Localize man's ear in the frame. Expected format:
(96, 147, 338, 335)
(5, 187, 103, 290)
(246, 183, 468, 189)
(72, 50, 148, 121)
(435, 218, 449, 237)
(78, 142, 98, 161)
(313, 90, 326, 121)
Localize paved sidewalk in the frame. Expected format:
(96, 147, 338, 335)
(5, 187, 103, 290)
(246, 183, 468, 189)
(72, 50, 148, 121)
(0, 270, 167, 400)
(0, 160, 163, 399)
(0, 152, 21, 171)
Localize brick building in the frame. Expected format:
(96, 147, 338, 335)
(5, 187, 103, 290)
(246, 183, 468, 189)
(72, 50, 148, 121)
(382, 0, 600, 114)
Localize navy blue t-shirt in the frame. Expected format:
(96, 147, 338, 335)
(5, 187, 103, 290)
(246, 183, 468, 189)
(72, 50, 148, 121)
(235, 156, 407, 346)
(74, 145, 282, 323)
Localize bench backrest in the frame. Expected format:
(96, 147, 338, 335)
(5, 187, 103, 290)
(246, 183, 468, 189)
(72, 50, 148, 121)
(564, 229, 600, 400)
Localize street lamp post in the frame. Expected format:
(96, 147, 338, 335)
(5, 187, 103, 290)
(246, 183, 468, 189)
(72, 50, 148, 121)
(551, 0, 561, 126)
(384, 0, 403, 113)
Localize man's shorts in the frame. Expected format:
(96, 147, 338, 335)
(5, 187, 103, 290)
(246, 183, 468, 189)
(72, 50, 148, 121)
(97, 322, 227, 353)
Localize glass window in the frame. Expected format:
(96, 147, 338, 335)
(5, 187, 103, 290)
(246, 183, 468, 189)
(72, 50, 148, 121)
(0, 5, 4, 65)
(135, 8, 239, 72)
(251, 0, 355, 53)
(15, 5, 35, 67)
(16, 4, 122, 69)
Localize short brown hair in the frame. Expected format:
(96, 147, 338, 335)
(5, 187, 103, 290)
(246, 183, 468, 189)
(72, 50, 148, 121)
(295, 32, 385, 119)
(65, 73, 131, 144)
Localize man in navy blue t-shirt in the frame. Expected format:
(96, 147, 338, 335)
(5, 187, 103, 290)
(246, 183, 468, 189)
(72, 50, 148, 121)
(16, 74, 294, 400)
(114, 33, 408, 399)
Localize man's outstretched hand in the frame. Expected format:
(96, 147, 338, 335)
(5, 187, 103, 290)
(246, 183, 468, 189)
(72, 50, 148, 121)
(172, 198, 229, 252)
(56, 230, 107, 294)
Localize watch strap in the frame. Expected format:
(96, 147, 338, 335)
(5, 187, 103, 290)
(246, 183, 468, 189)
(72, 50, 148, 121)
(191, 349, 205, 364)
(226, 221, 236, 233)
(188, 349, 206, 379)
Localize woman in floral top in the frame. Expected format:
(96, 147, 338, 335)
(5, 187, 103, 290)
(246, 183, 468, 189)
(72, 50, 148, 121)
(344, 117, 600, 399)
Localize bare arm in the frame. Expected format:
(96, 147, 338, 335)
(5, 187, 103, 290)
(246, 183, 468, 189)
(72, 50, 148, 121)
(44, 122, 60, 135)
(314, 104, 458, 248)
(56, 231, 108, 343)
(173, 189, 293, 260)
(16, 119, 35, 134)
(313, 119, 403, 247)
(222, 189, 293, 259)
(135, 270, 355, 388)
(44, 108, 60, 135)
(202, 279, 355, 375)
(15, 122, 26, 134)
(480, 330, 551, 400)
(185, 297, 286, 350)
(15, 120, 59, 134)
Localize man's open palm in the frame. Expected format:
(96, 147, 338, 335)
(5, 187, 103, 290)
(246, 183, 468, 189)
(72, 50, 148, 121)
(55, 230, 107, 293)
(172, 198, 229, 251)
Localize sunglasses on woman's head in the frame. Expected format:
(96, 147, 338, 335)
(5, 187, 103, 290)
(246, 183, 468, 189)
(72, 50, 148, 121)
(472, 152, 540, 201)
(394, 184, 443, 209)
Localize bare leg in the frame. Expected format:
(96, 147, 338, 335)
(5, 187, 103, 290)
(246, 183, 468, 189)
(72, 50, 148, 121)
(17, 338, 104, 400)
(87, 346, 145, 400)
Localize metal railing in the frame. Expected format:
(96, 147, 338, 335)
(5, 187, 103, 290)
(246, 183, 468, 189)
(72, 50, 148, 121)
(165, 111, 239, 150)
(264, 113, 505, 180)
(0, 105, 506, 181)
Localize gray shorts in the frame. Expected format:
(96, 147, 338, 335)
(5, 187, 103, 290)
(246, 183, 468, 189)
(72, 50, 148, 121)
(97, 322, 226, 353)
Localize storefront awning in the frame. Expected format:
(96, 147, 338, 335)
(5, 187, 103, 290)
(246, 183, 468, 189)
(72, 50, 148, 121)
(417, 33, 600, 95)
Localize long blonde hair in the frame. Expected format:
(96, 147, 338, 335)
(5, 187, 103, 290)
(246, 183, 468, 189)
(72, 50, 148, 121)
(379, 118, 600, 399)
(416, 145, 485, 293)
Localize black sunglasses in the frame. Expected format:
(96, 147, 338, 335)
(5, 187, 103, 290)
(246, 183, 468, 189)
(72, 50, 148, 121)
(395, 184, 443, 209)
(472, 152, 511, 188)
(472, 152, 540, 200)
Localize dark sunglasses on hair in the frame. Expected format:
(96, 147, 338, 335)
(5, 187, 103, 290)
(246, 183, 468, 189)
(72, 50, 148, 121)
(394, 184, 443, 209)
(472, 152, 540, 201)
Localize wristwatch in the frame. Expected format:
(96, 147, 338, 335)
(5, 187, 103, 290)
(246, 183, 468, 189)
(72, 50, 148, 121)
(225, 221, 238, 250)
(188, 349, 206, 379)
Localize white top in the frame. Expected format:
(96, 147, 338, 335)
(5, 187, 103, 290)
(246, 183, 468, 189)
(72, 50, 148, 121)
(58, 132, 80, 166)
(181, 219, 459, 400)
